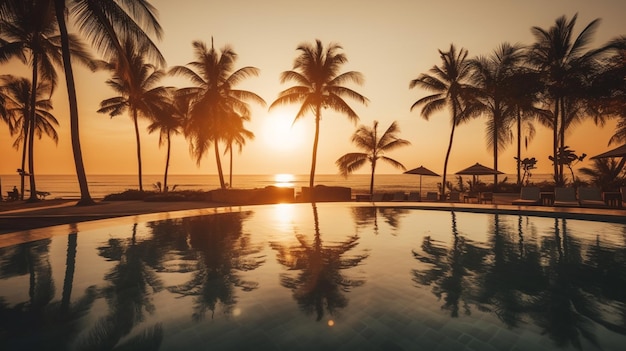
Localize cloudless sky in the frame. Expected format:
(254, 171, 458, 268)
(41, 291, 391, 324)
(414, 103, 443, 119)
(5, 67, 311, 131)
(1, 0, 625, 177)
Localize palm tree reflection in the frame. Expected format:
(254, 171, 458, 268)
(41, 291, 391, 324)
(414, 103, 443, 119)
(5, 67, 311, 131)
(351, 206, 408, 235)
(167, 212, 265, 320)
(81, 223, 164, 350)
(271, 204, 369, 321)
(412, 212, 491, 317)
(413, 213, 626, 348)
(0, 234, 96, 350)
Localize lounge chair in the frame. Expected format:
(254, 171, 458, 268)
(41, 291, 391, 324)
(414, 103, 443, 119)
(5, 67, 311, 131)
(371, 193, 384, 202)
(479, 192, 493, 204)
(553, 187, 580, 207)
(448, 191, 461, 202)
(578, 187, 607, 208)
(391, 191, 406, 201)
(464, 191, 478, 203)
(425, 192, 439, 201)
(512, 187, 541, 206)
(407, 191, 421, 201)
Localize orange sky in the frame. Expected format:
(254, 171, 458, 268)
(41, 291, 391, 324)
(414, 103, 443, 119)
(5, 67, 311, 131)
(1, 0, 625, 177)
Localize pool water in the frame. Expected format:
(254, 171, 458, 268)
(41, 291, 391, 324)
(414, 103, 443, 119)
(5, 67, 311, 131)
(1, 203, 625, 350)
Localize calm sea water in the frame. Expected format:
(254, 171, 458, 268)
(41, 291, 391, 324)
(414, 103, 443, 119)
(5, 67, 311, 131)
(0, 173, 554, 199)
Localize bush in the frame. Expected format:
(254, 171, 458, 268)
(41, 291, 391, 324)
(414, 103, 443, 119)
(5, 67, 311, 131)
(103, 189, 211, 202)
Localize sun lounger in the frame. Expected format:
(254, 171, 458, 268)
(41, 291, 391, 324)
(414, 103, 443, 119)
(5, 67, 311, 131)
(464, 191, 478, 203)
(407, 192, 421, 201)
(448, 191, 461, 202)
(425, 192, 439, 201)
(578, 187, 607, 208)
(479, 192, 493, 204)
(371, 193, 384, 202)
(512, 187, 541, 205)
(391, 191, 406, 201)
(553, 187, 580, 207)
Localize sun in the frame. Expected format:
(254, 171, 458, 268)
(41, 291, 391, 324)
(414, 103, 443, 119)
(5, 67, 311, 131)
(260, 108, 308, 152)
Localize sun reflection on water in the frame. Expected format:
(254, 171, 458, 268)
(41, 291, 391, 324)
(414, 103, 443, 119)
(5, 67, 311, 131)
(274, 173, 295, 187)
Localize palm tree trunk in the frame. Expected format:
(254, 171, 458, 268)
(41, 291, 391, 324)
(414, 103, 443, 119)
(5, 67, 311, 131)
(441, 105, 458, 201)
(493, 110, 499, 190)
(61, 232, 77, 313)
(214, 140, 226, 189)
(20, 121, 28, 200)
(132, 109, 143, 191)
(552, 101, 559, 184)
(516, 108, 522, 185)
(559, 98, 566, 183)
(229, 142, 233, 188)
(369, 160, 376, 196)
(54, 0, 94, 205)
(27, 54, 38, 203)
(163, 131, 171, 193)
(309, 105, 321, 202)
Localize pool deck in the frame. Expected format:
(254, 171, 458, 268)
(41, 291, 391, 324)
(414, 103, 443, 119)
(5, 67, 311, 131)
(1, 193, 625, 246)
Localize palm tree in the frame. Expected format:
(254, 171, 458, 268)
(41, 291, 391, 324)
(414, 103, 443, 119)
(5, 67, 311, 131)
(98, 40, 170, 192)
(270, 39, 369, 200)
(223, 111, 254, 188)
(469, 43, 525, 187)
(336, 120, 410, 195)
(529, 14, 602, 185)
(1, 75, 59, 200)
(503, 64, 550, 184)
(146, 91, 184, 193)
(50, 0, 165, 205)
(171, 39, 265, 189)
(579, 157, 626, 191)
(0, 1, 84, 202)
(410, 44, 479, 200)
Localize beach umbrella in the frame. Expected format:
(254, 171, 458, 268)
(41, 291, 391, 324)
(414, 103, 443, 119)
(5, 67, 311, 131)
(404, 165, 440, 196)
(455, 162, 503, 187)
(590, 144, 626, 159)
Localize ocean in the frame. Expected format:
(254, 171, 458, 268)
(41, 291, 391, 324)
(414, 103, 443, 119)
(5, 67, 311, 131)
(0, 173, 555, 199)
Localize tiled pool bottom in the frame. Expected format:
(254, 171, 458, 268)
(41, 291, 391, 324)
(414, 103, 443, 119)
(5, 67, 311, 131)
(1, 203, 625, 350)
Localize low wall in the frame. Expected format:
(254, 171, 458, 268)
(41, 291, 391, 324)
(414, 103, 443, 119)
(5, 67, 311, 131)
(209, 186, 294, 205)
(300, 185, 352, 202)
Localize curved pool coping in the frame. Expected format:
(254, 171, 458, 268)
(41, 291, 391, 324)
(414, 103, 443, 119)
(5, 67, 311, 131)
(1, 201, 625, 248)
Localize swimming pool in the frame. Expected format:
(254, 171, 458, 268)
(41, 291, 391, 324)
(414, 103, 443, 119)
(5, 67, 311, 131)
(1, 203, 625, 350)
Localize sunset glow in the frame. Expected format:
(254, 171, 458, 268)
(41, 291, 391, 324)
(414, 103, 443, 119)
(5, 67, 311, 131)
(0, 0, 624, 178)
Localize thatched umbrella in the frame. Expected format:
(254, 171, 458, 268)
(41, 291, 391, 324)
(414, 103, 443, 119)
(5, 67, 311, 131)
(404, 165, 440, 196)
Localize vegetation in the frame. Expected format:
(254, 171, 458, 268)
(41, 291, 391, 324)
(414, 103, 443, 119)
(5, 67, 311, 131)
(98, 39, 169, 192)
(1, 5, 626, 199)
(270, 39, 368, 200)
(336, 120, 410, 195)
(0, 76, 58, 200)
(170, 39, 264, 189)
(410, 44, 479, 200)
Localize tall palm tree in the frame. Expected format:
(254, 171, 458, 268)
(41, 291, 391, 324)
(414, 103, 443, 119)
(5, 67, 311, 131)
(50, 0, 165, 205)
(410, 44, 479, 200)
(529, 14, 602, 185)
(0, 1, 84, 202)
(469, 43, 525, 187)
(336, 120, 410, 196)
(503, 65, 550, 184)
(270, 39, 369, 200)
(1, 75, 58, 200)
(98, 40, 170, 192)
(594, 37, 626, 143)
(146, 91, 184, 193)
(171, 39, 265, 189)
(223, 111, 254, 188)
